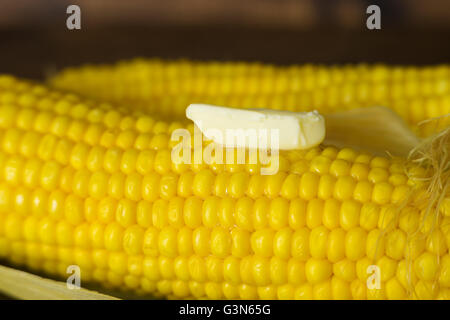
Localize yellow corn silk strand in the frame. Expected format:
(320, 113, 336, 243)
(0, 75, 449, 300)
(48, 59, 450, 137)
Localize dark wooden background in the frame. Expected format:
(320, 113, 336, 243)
(0, 0, 449, 80)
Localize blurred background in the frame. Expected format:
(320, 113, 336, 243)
(0, 0, 449, 78)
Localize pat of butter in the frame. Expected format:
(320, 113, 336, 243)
(186, 104, 325, 150)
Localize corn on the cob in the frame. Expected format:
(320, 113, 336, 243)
(49, 59, 450, 136)
(0, 74, 449, 300)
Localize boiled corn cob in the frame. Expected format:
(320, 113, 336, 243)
(0, 74, 449, 300)
(49, 59, 450, 136)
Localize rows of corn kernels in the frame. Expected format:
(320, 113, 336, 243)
(0, 60, 448, 299)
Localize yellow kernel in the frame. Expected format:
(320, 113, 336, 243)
(142, 172, 160, 201)
(310, 155, 331, 174)
(143, 258, 160, 281)
(103, 148, 122, 173)
(166, 197, 184, 227)
(87, 171, 108, 199)
(385, 229, 406, 260)
(96, 197, 116, 223)
(350, 279, 367, 299)
(306, 199, 324, 229)
(359, 203, 379, 231)
(295, 283, 313, 300)
(270, 197, 289, 230)
(305, 258, 332, 284)
(372, 182, 394, 205)
(206, 256, 223, 282)
(218, 197, 235, 228)
(269, 257, 288, 285)
(385, 278, 407, 300)
(184, 197, 203, 228)
(313, 281, 332, 299)
(291, 228, 310, 260)
(89, 222, 104, 249)
(334, 259, 357, 282)
(252, 256, 271, 286)
(331, 276, 352, 299)
(223, 256, 241, 284)
(142, 227, 159, 257)
(177, 172, 194, 197)
(426, 229, 447, 256)
(123, 173, 142, 202)
(279, 259, 303, 287)
(20, 132, 40, 159)
(333, 176, 356, 201)
(277, 284, 295, 300)
(229, 172, 249, 199)
(174, 256, 190, 281)
(192, 226, 210, 256)
(158, 226, 178, 258)
(247, 175, 265, 198)
(280, 174, 300, 199)
(104, 222, 124, 251)
(4, 156, 24, 186)
(64, 194, 84, 225)
(22, 158, 41, 188)
(264, 172, 287, 198)
(340, 200, 361, 230)
(120, 149, 138, 174)
(345, 227, 367, 261)
(231, 228, 251, 258)
(251, 229, 274, 258)
(71, 169, 90, 197)
(3, 128, 22, 154)
(152, 199, 169, 229)
(154, 149, 171, 174)
(438, 255, 450, 287)
(299, 172, 319, 200)
(415, 252, 439, 281)
(74, 223, 90, 249)
(206, 227, 230, 258)
(258, 285, 277, 299)
(370, 157, 390, 169)
(14, 187, 31, 215)
(414, 280, 438, 299)
(353, 181, 373, 203)
(136, 150, 155, 175)
(59, 166, 74, 193)
(368, 167, 389, 183)
(350, 163, 369, 181)
(330, 159, 351, 177)
(288, 198, 306, 229)
(317, 174, 336, 200)
(374, 256, 396, 283)
(189, 255, 207, 282)
(322, 199, 340, 230)
(327, 228, 346, 263)
(177, 227, 193, 256)
(336, 148, 357, 162)
(310, 226, 328, 259)
(192, 169, 214, 198)
(37, 217, 57, 245)
(116, 198, 136, 228)
(159, 173, 178, 200)
(123, 225, 144, 255)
